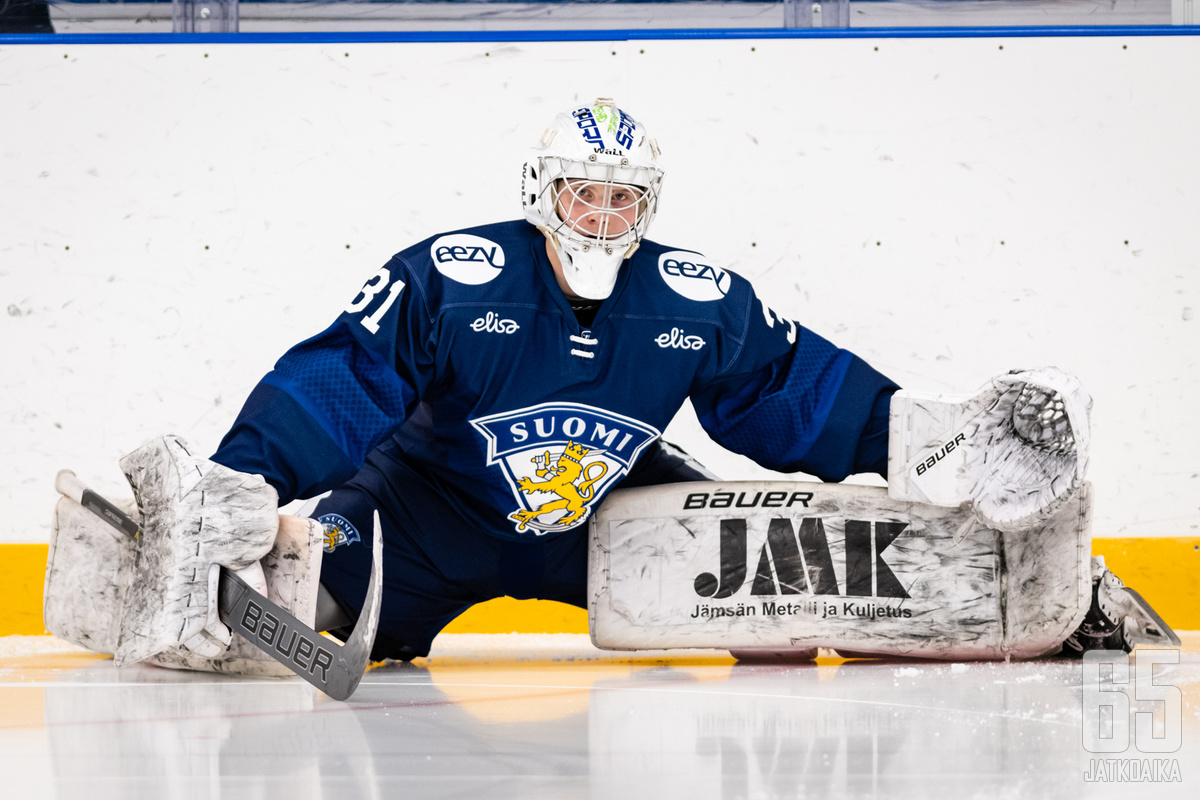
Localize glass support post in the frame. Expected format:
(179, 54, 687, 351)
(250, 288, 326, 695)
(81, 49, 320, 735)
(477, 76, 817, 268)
(783, 0, 850, 29)
(173, 0, 239, 33)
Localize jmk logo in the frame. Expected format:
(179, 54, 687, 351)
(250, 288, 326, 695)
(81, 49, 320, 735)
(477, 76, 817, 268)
(694, 517, 910, 599)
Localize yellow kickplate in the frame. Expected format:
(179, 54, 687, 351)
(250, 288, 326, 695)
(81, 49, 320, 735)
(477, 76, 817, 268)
(3, 539, 1196, 636)
(0, 545, 49, 636)
(443, 596, 590, 634)
(1092, 537, 1199, 634)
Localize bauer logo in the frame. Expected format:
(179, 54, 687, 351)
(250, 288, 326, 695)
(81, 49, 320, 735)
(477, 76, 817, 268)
(319, 513, 361, 553)
(915, 432, 968, 476)
(472, 402, 660, 535)
(658, 251, 732, 302)
(238, 600, 335, 682)
(431, 234, 506, 285)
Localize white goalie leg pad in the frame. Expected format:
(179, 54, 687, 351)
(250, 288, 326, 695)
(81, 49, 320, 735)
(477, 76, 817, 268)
(116, 434, 279, 665)
(588, 480, 1092, 660)
(149, 515, 325, 677)
(44, 495, 139, 654)
(888, 367, 1091, 532)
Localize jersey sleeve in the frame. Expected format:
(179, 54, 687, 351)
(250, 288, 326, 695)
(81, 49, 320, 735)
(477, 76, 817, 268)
(690, 283, 898, 482)
(212, 256, 435, 503)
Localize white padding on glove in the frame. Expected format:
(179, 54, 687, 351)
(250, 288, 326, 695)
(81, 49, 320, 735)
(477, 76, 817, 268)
(44, 495, 139, 655)
(115, 434, 279, 665)
(888, 367, 1091, 532)
(149, 515, 325, 678)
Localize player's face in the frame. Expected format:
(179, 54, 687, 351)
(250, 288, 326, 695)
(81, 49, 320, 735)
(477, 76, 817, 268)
(555, 179, 644, 240)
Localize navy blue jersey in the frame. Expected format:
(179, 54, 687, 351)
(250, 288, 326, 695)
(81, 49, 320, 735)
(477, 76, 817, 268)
(213, 220, 897, 542)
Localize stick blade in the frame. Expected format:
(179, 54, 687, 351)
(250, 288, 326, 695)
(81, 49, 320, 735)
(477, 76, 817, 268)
(321, 510, 384, 701)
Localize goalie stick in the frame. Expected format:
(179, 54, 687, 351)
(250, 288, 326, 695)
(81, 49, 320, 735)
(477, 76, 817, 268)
(54, 469, 383, 701)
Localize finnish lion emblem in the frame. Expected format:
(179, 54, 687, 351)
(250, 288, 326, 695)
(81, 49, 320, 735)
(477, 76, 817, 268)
(510, 442, 608, 531)
(470, 402, 661, 535)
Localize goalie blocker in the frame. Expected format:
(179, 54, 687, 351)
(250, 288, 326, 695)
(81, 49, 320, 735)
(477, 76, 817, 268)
(45, 458, 384, 700)
(45, 492, 328, 678)
(588, 480, 1096, 660)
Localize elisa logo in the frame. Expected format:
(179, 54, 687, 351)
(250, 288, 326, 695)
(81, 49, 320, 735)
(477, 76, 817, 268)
(471, 311, 520, 334)
(655, 327, 705, 350)
(658, 251, 732, 302)
(430, 234, 506, 285)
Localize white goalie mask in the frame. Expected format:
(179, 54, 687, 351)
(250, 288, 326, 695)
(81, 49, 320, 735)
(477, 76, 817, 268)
(522, 98, 664, 299)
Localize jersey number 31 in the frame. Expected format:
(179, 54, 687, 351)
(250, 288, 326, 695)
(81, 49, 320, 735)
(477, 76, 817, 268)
(345, 267, 406, 334)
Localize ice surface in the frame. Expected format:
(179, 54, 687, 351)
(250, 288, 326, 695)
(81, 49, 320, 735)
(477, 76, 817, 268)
(2, 632, 1198, 799)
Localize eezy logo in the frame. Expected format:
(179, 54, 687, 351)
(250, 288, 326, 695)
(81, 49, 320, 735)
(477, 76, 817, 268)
(430, 234, 506, 285)
(658, 250, 732, 302)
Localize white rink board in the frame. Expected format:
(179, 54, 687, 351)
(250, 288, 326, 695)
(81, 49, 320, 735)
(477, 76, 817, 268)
(1, 36, 1198, 543)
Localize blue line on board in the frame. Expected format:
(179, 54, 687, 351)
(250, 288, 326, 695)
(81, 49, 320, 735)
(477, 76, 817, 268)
(1, 25, 1199, 45)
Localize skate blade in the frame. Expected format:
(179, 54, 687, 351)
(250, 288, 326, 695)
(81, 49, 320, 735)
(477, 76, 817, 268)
(1122, 587, 1182, 649)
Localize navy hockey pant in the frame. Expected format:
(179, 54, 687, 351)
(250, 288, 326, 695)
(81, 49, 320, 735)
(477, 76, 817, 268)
(312, 439, 711, 661)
